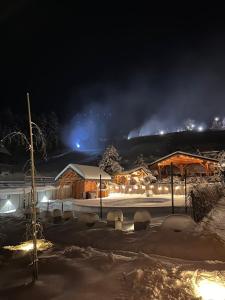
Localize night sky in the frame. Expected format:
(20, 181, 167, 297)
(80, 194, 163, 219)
(1, 2, 225, 147)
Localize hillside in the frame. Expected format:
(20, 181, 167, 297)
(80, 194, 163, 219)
(35, 130, 225, 176)
(119, 130, 225, 162)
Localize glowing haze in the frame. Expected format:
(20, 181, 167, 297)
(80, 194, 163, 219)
(63, 63, 225, 151)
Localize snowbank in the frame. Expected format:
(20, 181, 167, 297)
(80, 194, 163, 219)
(1, 244, 225, 300)
(161, 214, 196, 232)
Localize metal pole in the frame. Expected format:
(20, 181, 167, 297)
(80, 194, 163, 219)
(184, 169, 187, 214)
(27, 92, 38, 281)
(100, 174, 102, 219)
(170, 162, 174, 214)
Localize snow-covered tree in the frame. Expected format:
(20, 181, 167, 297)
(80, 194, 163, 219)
(99, 145, 123, 175)
(218, 151, 225, 172)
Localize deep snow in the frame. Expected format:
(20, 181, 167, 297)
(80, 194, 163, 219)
(1, 199, 225, 299)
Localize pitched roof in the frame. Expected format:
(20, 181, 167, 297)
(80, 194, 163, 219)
(55, 164, 111, 181)
(149, 151, 218, 166)
(116, 166, 150, 176)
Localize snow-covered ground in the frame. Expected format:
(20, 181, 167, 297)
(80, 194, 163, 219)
(1, 197, 225, 299)
(73, 193, 185, 208)
(1, 211, 225, 299)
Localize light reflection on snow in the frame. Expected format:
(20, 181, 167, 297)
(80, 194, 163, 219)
(193, 271, 225, 300)
(3, 239, 53, 252)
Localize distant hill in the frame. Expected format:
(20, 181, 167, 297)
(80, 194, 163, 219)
(118, 130, 225, 163)
(36, 130, 225, 175)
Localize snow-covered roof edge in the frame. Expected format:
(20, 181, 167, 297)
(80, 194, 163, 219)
(149, 151, 219, 166)
(55, 164, 111, 181)
(115, 166, 151, 176)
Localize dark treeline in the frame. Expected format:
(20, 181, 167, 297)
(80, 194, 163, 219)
(0, 108, 62, 157)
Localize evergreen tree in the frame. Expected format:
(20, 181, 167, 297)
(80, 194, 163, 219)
(99, 145, 123, 175)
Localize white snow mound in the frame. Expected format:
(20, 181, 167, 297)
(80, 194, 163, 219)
(161, 214, 196, 232)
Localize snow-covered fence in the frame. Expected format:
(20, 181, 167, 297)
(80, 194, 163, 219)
(188, 183, 224, 222)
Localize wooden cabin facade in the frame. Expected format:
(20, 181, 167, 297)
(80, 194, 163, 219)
(55, 164, 111, 199)
(149, 151, 219, 179)
(114, 166, 154, 185)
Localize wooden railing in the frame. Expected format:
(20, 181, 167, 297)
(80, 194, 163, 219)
(0, 176, 55, 188)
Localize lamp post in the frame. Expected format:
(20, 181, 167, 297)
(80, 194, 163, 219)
(170, 162, 174, 214)
(184, 169, 187, 214)
(99, 174, 103, 219)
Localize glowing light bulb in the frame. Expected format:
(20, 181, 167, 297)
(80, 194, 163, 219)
(76, 143, 80, 149)
(159, 130, 164, 135)
(198, 126, 203, 132)
(214, 117, 220, 122)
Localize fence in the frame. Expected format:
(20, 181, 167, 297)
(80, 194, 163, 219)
(0, 176, 55, 188)
(0, 184, 72, 214)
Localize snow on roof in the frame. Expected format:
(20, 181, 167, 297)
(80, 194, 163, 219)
(116, 166, 150, 176)
(149, 151, 219, 166)
(55, 164, 111, 181)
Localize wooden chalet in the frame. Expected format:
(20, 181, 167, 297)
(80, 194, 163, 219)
(149, 151, 219, 179)
(55, 164, 111, 199)
(114, 166, 153, 185)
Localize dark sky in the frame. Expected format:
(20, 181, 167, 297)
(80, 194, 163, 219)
(1, 2, 225, 143)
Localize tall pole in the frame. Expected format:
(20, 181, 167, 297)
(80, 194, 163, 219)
(184, 169, 187, 214)
(27, 92, 38, 281)
(100, 174, 103, 219)
(170, 162, 174, 214)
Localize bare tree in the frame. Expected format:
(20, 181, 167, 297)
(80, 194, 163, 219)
(1, 93, 46, 282)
